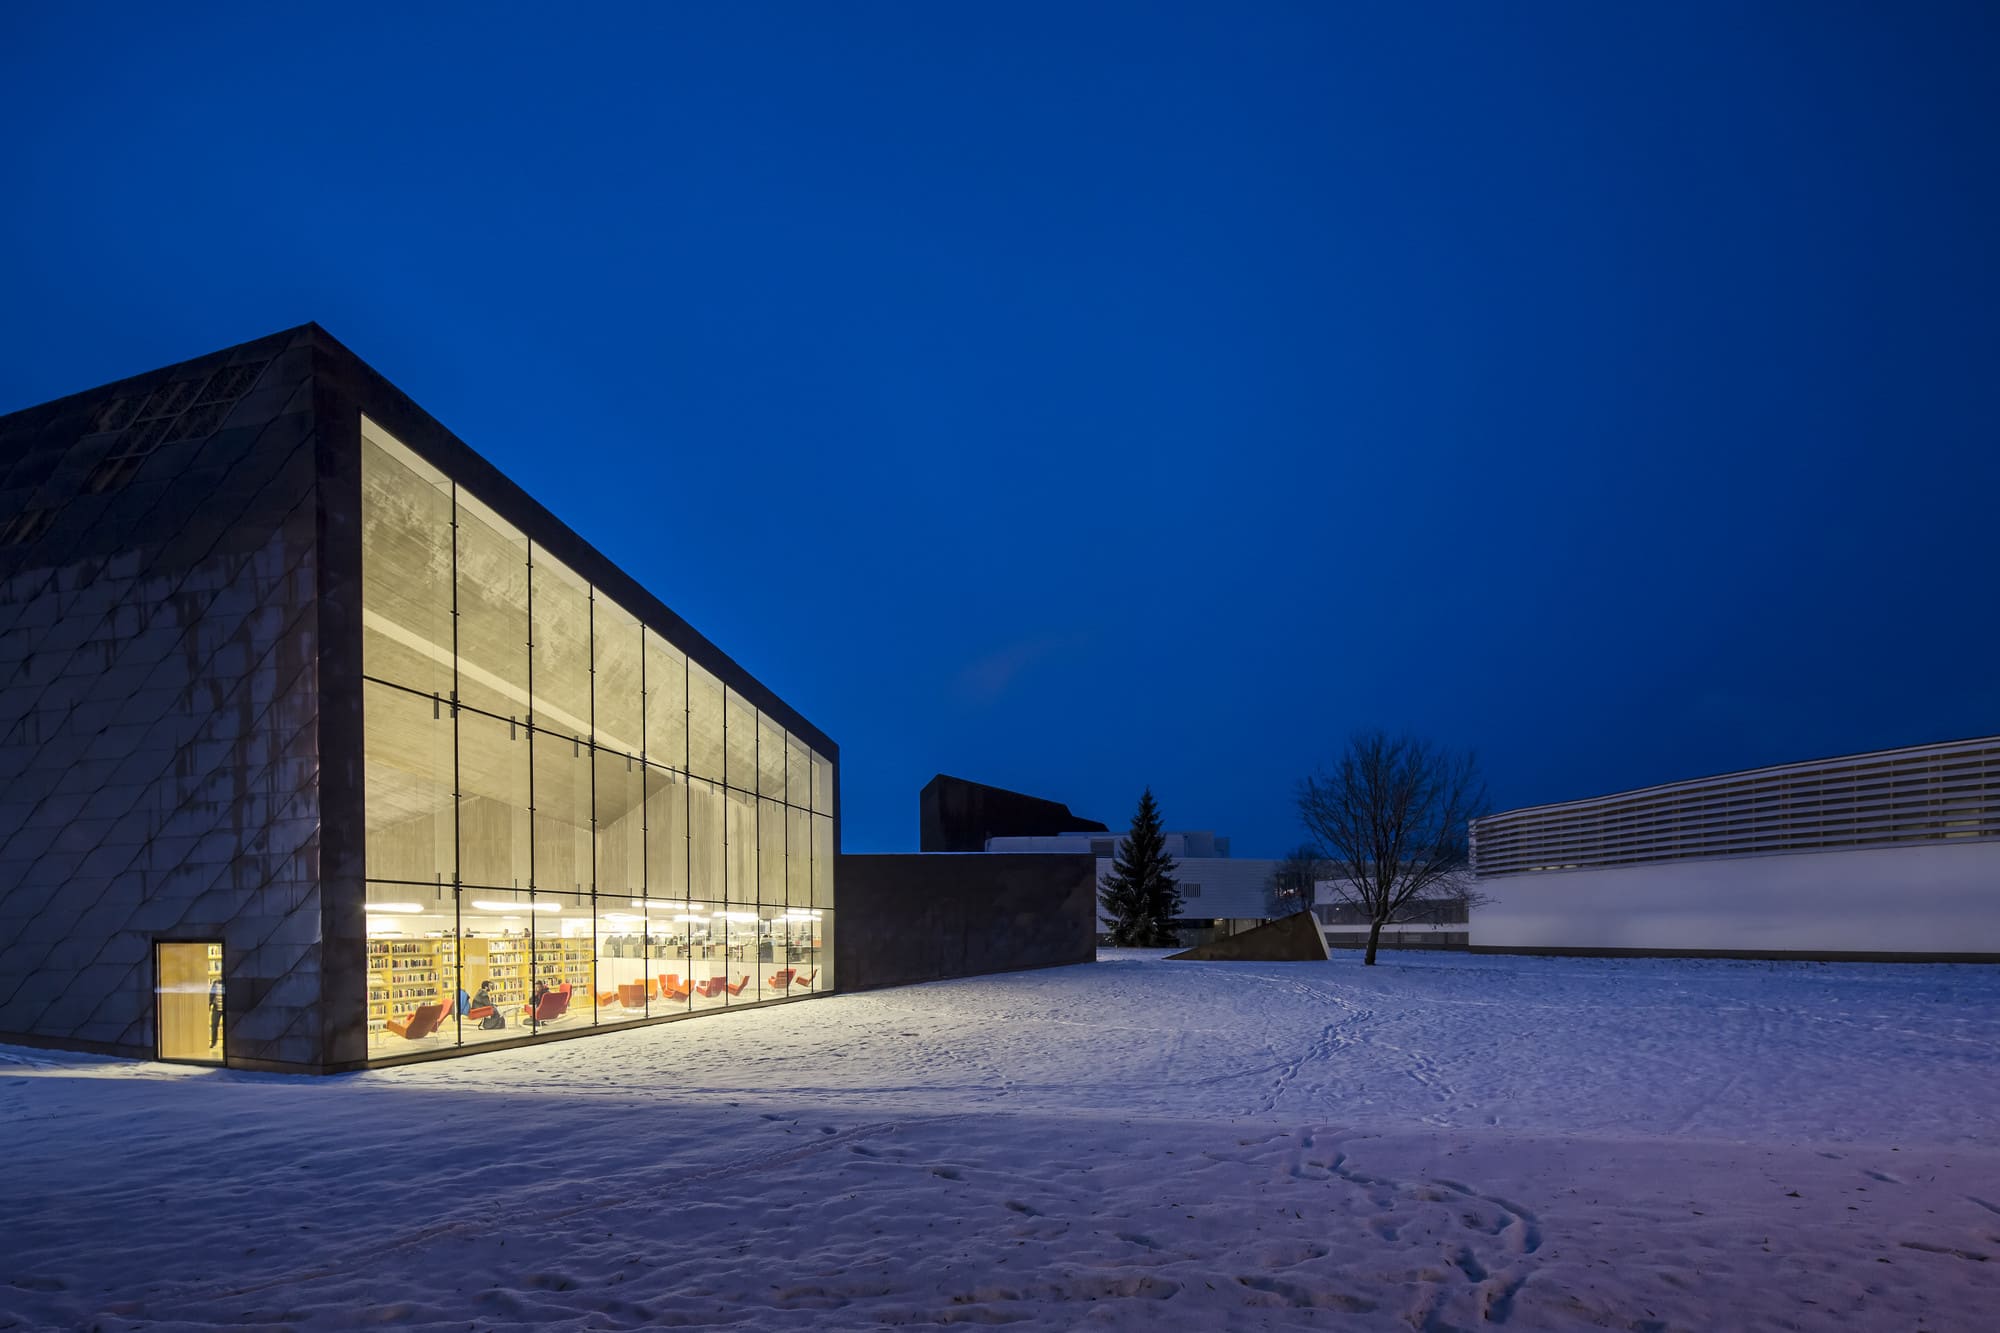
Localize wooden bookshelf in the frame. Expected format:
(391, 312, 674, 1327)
(367, 932, 595, 1042)
(366, 937, 450, 1036)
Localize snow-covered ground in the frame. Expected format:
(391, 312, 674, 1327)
(5, 950, 1999, 1330)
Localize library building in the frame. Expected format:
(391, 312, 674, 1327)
(0, 325, 837, 1073)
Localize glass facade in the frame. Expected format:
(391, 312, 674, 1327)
(360, 418, 834, 1057)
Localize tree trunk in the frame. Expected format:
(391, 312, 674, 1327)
(1364, 918, 1383, 966)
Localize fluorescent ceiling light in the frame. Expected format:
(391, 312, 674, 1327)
(365, 902, 422, 913)
(472, 900, 559, 913)
(671, 914, 707, 923)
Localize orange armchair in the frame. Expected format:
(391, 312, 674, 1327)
(387, 1001, 446, 1041)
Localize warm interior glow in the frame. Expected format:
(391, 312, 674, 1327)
(359, 419, 835, 1055)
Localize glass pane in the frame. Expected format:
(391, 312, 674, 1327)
(812, 813, 834, 912)
(759, 796, 786, 906)
(751, 905, 788, 1003)
(596, 747, 644, 897)
(816, 909, 834, 992)
(533, 728, 593, 893)
(535, 892, 595, 1029)
(156, 941, 224, 1063)
(455, 489, 530, 720)
(366, 888, 458, 1056)
(723, 908, 760, 1005)
(787, 736, 810, 810)
(364, 681, 454, 885)
(593, 593, 643, 758)
(530, 551, 592, 734)
(725, 689, 756, 793)
(690, 776, 724, 901)
(769, 905, 816, 997)
(757, 713, 786, 802)
(360, 424, 452, 696)
(458, 709, 531, 890)
(688, 660, 725, 780)
(810, 750, 833, 815)
(654, 904, 700, 1012)
(725, 787, 757, 906)
(694, 907, 753, 1006)
(646, 764, 689, 900)
(689, 902, 729, 1006)
(597, 898, 651, 1023)
(787, 805, 810, 907)
(461, 888, 536, 1042)
(365, 893, 457, 1055)
(645, 630, 687, 771)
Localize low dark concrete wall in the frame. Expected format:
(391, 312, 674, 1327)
(835, 854, 1098, 992)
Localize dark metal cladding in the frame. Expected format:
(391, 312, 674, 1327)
(919, 774, 1105, 853)
(0, 328, 327, 1068)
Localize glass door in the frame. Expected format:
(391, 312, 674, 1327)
(156, 941, 224, 1064)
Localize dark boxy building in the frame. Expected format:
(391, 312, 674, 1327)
(0, 325, 838, 1072)
(919, 773, 1105, 853)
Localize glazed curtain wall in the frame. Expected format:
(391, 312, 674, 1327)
(358, 419, 834, 1055)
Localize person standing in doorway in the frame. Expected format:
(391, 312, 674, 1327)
(207, 973, 224, 1049)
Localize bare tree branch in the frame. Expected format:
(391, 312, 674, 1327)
(1298, 731, 1489, 965)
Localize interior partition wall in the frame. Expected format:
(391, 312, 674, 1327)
(360, 418, 835, 1057)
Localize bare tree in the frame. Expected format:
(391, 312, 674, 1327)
(1264, 843, 1325, 918)
(1298, 731, 1488, 965)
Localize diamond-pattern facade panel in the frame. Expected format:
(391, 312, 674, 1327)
(0, 330, 327, 1069)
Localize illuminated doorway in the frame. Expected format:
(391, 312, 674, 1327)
(156, 941, 225, 1064)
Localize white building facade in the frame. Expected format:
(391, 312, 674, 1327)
(1470, 735, 2000, 959)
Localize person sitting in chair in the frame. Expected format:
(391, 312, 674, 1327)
(471, 980, 505, 1030)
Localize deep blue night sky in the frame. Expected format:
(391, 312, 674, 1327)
(2, 4, 1996, 855)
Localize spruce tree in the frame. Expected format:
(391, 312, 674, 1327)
(1099, 787, 1183, 947)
